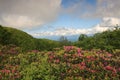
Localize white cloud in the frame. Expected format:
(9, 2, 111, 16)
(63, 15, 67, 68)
(0, 0, 61, 29)
(0, 15, 42, 29)
(99, 17, 120, 27)
(64, 0, 120, 18)
(95, 0, 120, 18)
(31, 27, 107, 37)
(31, 17, 120, 37)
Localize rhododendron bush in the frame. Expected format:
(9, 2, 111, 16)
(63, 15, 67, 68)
(0, 46, 120, 80)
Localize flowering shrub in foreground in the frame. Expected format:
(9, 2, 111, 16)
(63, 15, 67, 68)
(47, 46, 120, 80)
(0, 46, 120, 80)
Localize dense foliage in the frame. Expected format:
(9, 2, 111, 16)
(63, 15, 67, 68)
(35, 39, 60, 51)
(0, 46, 120, 80)
(0, 25, 12, 45)
(75, 27, 120, 52)
(0, 25, 60, 51)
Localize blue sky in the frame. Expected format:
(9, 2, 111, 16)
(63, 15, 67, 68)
(0, 0, 120, 39)
(61, 0, 96, 8)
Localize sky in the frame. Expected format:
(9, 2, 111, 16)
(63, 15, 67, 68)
(0, 0, 120, 40)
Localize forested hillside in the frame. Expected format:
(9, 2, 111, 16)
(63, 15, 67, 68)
(74, 27, 120, 52)
(0, 25, 60, 51)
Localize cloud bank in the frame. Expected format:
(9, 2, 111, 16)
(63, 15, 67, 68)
(31, 17, 120, 37)
(0, 0, 61, 29)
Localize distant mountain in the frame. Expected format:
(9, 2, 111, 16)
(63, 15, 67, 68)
(35, 34, 93, 42)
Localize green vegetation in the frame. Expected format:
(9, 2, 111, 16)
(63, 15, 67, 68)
(0, 25, 120, 80)
(59, 36, 72, 46)
(0, 25, 36, 51)
(0, 46, 120, 80)
(35, 38, 60, 51)
(74, 26, 120, 52)
(0, 25, 11, 45)
(1, 25, 120, 52)
(0, 25, 61, 51)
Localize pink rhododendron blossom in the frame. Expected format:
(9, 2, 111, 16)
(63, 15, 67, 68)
(105, 66, 113, 71)
(64, 46, 74, 52)
(106, 53, 112, 57)
(55, 59, 60, 63)
(77, 48, 81, 53)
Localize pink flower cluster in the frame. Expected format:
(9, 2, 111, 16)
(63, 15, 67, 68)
(47, 46, 120, 79)
(0, 65, 20, 79)
(64, 46, 74, 52)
